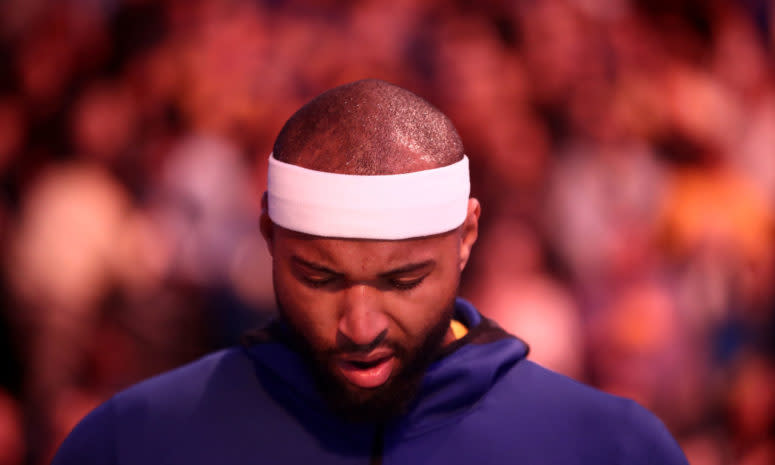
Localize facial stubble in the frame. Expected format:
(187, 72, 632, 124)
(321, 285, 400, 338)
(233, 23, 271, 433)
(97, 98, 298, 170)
(275, 294, 456, 424)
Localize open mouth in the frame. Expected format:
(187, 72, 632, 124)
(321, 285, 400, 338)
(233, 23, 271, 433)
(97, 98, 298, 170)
(336, 355, 396, 389)
(344, 356, 391, 370)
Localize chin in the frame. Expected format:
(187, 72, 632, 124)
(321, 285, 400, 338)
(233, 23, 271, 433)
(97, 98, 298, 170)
(319, 362, 423, 424)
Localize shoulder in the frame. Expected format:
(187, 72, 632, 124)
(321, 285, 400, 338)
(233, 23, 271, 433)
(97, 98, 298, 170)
(112, 347, 251, 410)
(488, 360, 688, 464)
(51, 398, 118, 465)
(51, 347, 255, 465)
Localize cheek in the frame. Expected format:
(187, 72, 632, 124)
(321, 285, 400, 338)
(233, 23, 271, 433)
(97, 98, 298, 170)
(273, 264, 339, 349)
(386, 266, 459, 340)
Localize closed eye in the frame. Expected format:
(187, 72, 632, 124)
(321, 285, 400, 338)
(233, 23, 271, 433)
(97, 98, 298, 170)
(389, 275, 428, 291)
(291, 256, 342, 289)
(381, 260, 435, 292)
(301, 274, 338, 288)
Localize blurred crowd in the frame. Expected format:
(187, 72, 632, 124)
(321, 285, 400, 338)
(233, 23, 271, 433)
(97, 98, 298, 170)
(0, 0, 773, 463)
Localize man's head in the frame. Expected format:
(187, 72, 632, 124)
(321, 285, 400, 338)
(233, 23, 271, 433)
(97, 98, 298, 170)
(261, 79, 480, 423)
(272, 78, 464, 174)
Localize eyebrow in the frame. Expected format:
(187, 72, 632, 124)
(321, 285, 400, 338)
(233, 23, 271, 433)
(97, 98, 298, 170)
(291, 256, 342, 276)
(290, 256, 435, 277)
(380, 260, 436, 277)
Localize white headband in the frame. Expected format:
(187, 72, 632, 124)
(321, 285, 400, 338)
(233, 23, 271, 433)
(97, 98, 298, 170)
(267, 154, 470, 239)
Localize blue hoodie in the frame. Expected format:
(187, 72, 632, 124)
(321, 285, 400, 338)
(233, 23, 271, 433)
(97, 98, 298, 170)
(52, 298, 688, 464)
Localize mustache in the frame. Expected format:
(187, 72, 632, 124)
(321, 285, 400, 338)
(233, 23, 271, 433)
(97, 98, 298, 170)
(334, 329, 390, 354)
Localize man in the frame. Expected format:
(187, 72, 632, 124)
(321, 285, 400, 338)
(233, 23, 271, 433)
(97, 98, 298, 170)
(53, 79, 688, 464)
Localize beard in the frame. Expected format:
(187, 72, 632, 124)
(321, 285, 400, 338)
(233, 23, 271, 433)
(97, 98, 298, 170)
(275, 297, 455, 424)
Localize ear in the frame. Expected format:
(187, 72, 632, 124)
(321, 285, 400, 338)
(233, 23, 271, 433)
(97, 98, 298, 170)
(259, 192, 274, 255)
(458, 198, 480, 271)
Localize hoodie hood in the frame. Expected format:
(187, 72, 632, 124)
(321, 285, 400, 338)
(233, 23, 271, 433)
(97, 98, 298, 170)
(242, 297, 529, 436)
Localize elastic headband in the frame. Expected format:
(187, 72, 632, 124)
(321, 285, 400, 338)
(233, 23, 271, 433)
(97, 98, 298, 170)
(267, 154, 470, 239)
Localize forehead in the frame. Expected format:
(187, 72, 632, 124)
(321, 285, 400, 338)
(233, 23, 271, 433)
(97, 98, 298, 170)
(273, 226, 458, 270)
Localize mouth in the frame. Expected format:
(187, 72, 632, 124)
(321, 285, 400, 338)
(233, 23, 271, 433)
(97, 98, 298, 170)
(335, 352, 396, 389)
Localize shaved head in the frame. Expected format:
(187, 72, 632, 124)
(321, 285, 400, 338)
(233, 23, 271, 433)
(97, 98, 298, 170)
(264, 80, 480, 423)
(273, 79, 464, 175)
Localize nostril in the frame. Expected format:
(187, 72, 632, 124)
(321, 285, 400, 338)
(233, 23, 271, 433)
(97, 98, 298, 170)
(336, 329, 388, 353)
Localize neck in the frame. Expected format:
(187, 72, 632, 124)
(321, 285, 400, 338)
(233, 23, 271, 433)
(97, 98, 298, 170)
(442, 326, 457, 346)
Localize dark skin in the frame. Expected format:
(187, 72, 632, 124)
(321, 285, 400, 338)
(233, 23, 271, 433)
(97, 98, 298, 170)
(272, 79, 465, 175)
(263, 79, 476, 420)
(260, 195, 480, 416)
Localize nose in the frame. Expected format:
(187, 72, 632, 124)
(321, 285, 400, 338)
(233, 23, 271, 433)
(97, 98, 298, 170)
(337, 284, 388, 348)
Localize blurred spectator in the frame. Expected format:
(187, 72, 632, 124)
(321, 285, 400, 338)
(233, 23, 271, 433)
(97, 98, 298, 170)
(0, 0, 773, 463)
(465, 217, 586, 380)
(0, 389, 25, 465)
